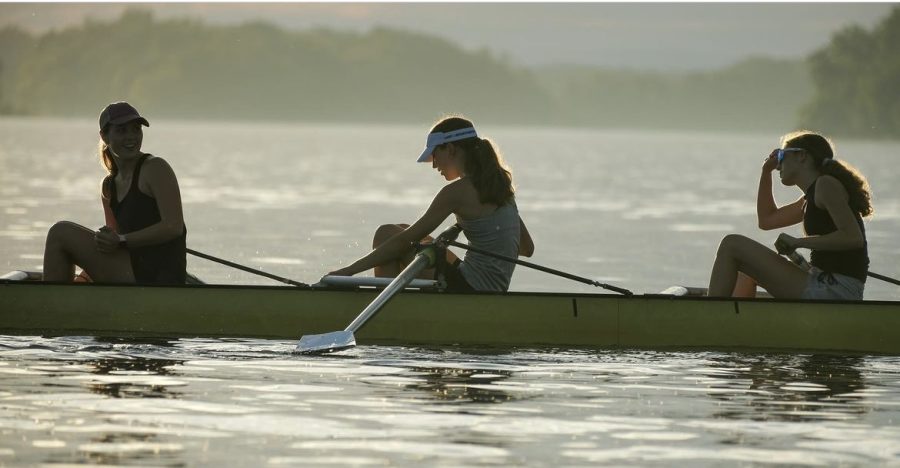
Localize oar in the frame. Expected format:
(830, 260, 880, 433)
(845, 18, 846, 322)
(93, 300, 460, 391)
(295, 224, 463, 354)
(868, 271, 900, 287)
(446, 240, 633, 296)
(777, 245, 900, 287)
(186, 248, 309, 288)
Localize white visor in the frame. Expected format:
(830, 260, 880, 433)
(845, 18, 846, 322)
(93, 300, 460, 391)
(416, 127, 478, 162)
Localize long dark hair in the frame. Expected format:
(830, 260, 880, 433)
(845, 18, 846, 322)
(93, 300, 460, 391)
(782, 130, 873, 218)
(431, 116, 515, 206)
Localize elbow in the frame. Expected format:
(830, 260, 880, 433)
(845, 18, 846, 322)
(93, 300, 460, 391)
(520, 243, 535, 258)
(843, 228, 865, 250)
(757, 219, 775, 231)
(164, 220, 184, 240)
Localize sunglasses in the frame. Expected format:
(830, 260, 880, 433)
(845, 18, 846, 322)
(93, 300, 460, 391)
(776, 147, 805, 165)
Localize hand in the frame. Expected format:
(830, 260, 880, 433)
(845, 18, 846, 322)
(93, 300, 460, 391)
(762, 149, 779, 173)
(327, 267, 355, 277)
(95, 226, 120, 253)
(774, 233, 799, 255)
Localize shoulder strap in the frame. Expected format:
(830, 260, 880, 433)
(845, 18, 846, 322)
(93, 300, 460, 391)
(130, 154, 151, 192)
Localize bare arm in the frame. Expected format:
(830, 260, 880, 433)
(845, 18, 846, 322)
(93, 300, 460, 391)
(795, 176, 865, 251)
(757, 151, 804, 230)
(518, 216, 534, 257)
(101, 179, 118, 231)
(334, 184, 459, 276)
(122, 157, 185, 247)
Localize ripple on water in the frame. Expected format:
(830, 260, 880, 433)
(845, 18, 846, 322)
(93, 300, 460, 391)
(110, 413, 429, 439)
(77, 441, 184, 454)
(290, 440, 510, 460)
(229, 384, 343, 393)
(249, 257, 306, 265)
(1, 335, 900, 465)
(268, 456, 386, 466)
(561, 445, 867, 465)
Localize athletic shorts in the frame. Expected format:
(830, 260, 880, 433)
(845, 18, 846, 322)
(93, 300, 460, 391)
(801, 267, 865, 301)
(437, 259, 476, 293)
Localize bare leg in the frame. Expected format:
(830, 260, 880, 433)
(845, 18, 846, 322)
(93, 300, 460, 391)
(371, 223, 459, 279)
(733, 272, 758, 297)
(708, 234, 808, 298)
(372, 224, 413, 277)
(43, 221, 135, 283)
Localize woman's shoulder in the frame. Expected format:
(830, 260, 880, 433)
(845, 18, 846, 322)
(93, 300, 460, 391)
(440, 177, 477, 198)
(140, 154, 177, 176)
(141, 154, 167, 166)
(816, 174, 846, 193)
(136, 155, 179, 193)
(814, 174, 849, 204)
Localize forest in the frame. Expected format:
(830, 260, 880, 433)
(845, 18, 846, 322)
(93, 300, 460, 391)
(0, 7, 897, 137)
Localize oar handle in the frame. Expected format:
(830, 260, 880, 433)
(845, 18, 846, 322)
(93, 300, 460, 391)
(446, 240, 632, 296)
(782, 249, 900, 287)
(434, 224, 463, 247)
(186, 248, 309, 288)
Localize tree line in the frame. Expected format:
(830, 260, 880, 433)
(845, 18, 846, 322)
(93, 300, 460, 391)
(798, 6, 900, 138)
(0, 8, 897, 137)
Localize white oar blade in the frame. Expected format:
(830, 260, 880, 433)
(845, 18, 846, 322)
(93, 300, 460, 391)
(294, 331, 356, 355)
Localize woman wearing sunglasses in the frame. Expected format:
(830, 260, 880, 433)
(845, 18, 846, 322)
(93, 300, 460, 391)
(707, 131, 872, 299)
(326, 115, 534, 292)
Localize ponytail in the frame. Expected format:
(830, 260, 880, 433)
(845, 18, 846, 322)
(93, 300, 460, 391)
(455, 137, 515, 206)
(782, 130, 873, 218)
(98, 135, 117, 200)
(821, 159, 874, 218)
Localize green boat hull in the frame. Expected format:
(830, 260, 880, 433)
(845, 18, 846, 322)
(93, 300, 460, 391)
(2, 280, 899, 354)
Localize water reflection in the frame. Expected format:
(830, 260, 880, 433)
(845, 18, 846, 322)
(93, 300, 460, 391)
(73, 337, 186, 400)
(366, 359, 520, 404)
(707, 354, 867, 422)
(80, 356, 184, 399)
(2, 338, 899, 466)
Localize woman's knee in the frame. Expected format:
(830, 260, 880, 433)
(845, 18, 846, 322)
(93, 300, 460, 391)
(716, 234, 752, 256)
(46, 221, 82, 246)
(373, 224, 406, 247)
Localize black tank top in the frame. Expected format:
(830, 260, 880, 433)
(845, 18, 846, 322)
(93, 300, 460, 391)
(107, 154, 187, 284)
(803, 178, 868, 282)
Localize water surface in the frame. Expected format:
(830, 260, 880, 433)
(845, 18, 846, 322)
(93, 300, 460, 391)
(2, 118, 900, 465)
(2, 337, 900, 466)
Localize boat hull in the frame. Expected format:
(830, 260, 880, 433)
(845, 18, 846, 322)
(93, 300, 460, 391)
(2, 281, 899, 354)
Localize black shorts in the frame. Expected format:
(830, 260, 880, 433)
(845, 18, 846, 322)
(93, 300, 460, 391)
(438, 259, 476, 293)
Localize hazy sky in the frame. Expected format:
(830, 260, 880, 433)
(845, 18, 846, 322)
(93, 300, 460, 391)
(0, 3, 894, 70)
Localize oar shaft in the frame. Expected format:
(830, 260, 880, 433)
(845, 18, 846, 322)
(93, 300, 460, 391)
(869, 271, 900, 287)
(446, 240, 632, 296)
(344, 252, 432, 333)
(186, 248, 309, 288)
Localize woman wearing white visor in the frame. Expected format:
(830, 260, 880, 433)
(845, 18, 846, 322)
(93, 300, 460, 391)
(327, 116, 534, 292)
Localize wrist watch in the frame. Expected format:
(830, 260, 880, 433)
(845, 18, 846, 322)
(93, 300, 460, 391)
(118, 234, 128, 249)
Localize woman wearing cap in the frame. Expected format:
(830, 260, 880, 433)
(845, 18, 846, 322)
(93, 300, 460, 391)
(42, 101, 187, 284)
(327, 116, 534, 292)
(707, 130, 872, 299)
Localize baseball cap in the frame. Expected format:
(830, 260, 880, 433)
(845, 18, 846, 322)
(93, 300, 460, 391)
(99, 101, 150, 130)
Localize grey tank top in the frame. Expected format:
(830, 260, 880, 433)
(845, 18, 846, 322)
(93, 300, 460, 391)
(456, 201, 520, 292)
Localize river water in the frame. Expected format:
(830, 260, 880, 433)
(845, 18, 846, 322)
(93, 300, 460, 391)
(1, 117, 899, 465)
